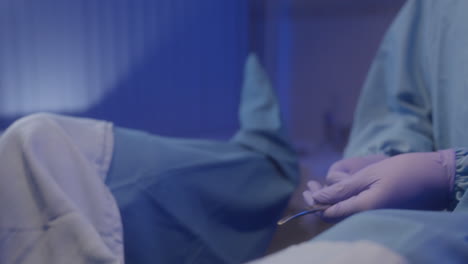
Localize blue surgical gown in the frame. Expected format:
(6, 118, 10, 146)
(310, 1, 468, 263)
(105, 54, 299, 264)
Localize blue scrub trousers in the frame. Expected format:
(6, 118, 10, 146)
(105, 127, 298, 264)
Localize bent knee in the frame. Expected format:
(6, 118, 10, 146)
(2, 113, 63, 146)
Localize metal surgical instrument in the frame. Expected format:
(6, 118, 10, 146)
(277, 205, 330, 225)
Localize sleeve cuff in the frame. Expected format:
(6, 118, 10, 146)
(451, 148, 468, 209)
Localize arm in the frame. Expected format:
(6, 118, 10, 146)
(344, 0, 434, 157)
(305, 1, 468, 217)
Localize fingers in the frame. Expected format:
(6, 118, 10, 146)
(309, 154, 390, 220)
(303, 190, 315, 206)
(312, 176, 368, 205)
(325, 161, 351, 184)
(321, 190, 376, 219)
(325, 154, 388, 185)
(326, 170, 350, 185)
(304, 174, 375, 220)
(302, 181, 322, 206)
(325, 159, 356, 185)
(307, 181, 322, 192)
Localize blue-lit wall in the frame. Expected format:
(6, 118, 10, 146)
(0, 0, 248, 138)
(0, 0, 406, 146)
(261, 0, 406, 152)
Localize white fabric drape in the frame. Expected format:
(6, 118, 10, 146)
(0, 113, 123, 263)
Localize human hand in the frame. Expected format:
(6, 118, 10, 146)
(305, 150, 455, 220)
(325, 154, 388, 184)
(302, 154, 388, 207)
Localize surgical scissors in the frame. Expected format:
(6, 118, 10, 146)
(277, 205, 330, 225)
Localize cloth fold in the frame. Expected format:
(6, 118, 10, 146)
(0, 113, 123, 264)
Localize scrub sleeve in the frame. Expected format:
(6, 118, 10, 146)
(306, 1, 468, 262)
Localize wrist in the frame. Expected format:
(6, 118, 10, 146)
(437, 149, 456, 194)
(451, 148, 468, 210)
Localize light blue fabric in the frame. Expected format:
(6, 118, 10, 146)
(311, 1, 468, 263)
(105, 54, 299, 264)
(343, 0, 468, 205)
(248, 239, 409, 264)
(454, 149, 468, 206)
(313, 209, 468, 264)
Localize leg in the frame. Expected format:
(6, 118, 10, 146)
(105, 54, 299, 263)
(0, 113, 122, 263)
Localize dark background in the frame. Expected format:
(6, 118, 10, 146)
(0, 0, 405, 152)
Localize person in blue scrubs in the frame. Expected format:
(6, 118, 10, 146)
(7, 1, 468, 262)
(300, 1, 468, 263)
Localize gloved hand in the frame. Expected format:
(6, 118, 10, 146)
(303, 154, 388, 206)
(305, 150, 455, 220)
(325, 154, 388, 184)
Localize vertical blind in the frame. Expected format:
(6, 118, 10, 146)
(0, 0, 248, 137)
